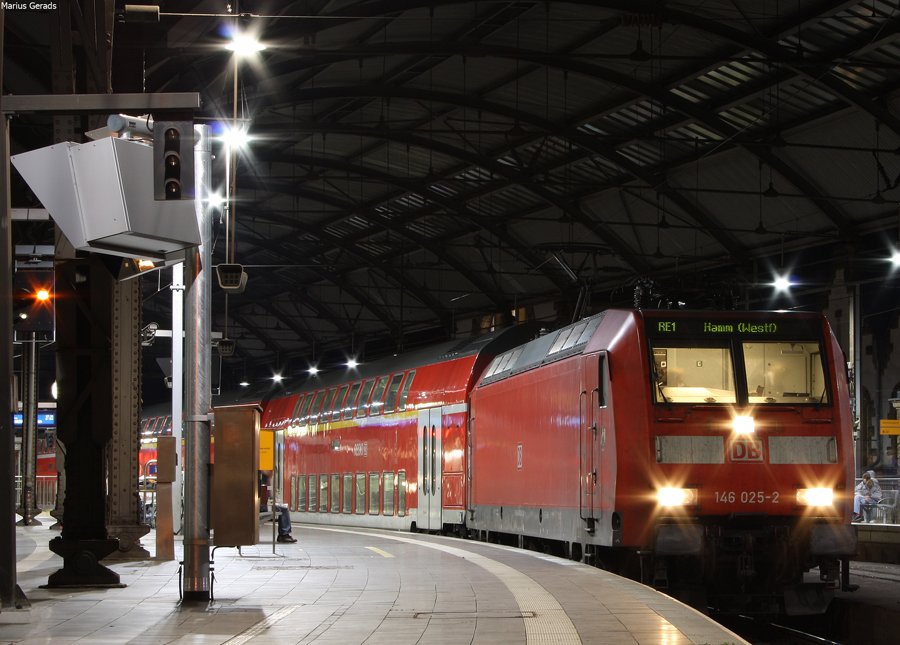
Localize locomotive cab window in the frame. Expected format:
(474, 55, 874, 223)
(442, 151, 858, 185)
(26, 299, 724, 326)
(743, 341, 829, 404)
(652, 344, 736, 404)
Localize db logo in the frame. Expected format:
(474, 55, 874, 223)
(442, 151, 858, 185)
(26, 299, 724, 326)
(730, 439, 764, 462)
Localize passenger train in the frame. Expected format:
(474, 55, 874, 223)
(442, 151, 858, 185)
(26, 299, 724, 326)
(252, 309, 857, 615)
(29, 308, 858, 614)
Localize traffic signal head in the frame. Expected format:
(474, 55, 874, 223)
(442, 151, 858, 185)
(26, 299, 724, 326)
(153, 120, 195, 201)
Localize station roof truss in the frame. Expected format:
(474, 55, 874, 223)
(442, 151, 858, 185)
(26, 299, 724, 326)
(5, 0, 900, 391)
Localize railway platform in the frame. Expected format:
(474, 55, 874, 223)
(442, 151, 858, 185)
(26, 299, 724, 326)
(2, 514, 747, 645)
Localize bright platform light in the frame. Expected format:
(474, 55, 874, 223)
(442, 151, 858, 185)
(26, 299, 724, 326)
(226, 33, 266, 57)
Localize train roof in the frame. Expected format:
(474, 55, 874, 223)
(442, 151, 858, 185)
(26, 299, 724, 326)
(215, 322, 540, 407)
(479, 311, 609, 387)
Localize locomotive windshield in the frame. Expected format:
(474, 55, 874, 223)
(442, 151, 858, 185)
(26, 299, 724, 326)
(652, 345, 737, 403)
(646, 316, 831, 405)
(742, 341, 829, 404)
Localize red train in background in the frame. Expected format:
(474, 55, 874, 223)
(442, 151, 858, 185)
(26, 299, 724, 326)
(258, 308, 856, 615)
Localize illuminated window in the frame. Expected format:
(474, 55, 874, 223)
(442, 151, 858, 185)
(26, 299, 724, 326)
(330, 474, 340, 512)
(296, 475, 307, 511)
(743, 341, 829, 404)
(355, 473, 366, 514)
(383, 471, 395, 516)
(651, 344, 736, 404)
(342, 474, 353, 513)
(368, 472, 381, 515)
(320, 389, 337, 424)
(397, 471, 407, 517)
(307, 474, 317, 512)
(319, 476, 328, 512)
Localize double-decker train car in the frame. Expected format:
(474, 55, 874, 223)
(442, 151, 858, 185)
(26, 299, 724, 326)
(251, 308, 857, 615)
(267, 325, 536, 531)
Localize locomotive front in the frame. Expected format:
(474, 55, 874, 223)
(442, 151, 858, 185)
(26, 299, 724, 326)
(638, 311, 856, 615)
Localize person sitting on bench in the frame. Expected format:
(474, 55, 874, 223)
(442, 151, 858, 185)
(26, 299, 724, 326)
(259, 470, 297, 543)
(853, 470, 882, 522)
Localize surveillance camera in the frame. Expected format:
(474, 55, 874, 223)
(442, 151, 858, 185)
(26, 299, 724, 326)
(163, 376, 173, 389)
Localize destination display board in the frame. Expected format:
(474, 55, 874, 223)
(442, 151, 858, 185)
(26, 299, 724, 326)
(643, 315, 822, 340)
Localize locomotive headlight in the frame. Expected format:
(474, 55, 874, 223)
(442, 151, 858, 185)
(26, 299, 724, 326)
(657, 487, 699, 507)
(732, 415, 755, 435)
(796, 487, 834, 507)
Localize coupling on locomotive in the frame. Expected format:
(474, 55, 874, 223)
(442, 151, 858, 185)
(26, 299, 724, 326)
(244, 308, 857, 616)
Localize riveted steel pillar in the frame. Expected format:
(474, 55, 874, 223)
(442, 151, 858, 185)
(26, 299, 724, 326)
(106, 276, 150, 558)
(47, 256, 122, 588)
(182, 125, 212, 600)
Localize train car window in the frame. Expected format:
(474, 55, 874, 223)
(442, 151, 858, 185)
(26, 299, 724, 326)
(383, 471, 395, 515)
(320, 389, 338, 424)
(652, 344, 736, 404)
(308, 474, 318, 512)
(743, 341, 829, 404)
(308, 391, 326, 426)
(161, 416, 172, 436)
(140, 417, 152, 433)
(330, 474, 340, 512)
(342, 382, 362, 420)
(356, 379, 376, 417)
(331, 385, 349, 421)
(368, 472, 381, 515)
(355, 473, 366, 514)
(398, 371, 416, 411)
(369, 376, 389, 416)
(342, 474, 353, 512)
(383, 373, 404, 413)
(288, 394, 304, 428)
(319, 476, 329, 512)
(297, 475, 307, 512)
(397, 471, 407, 516)
(290, 475, 297, 511)
(297, 394, 313, 425)
(145, 417, 158, 435)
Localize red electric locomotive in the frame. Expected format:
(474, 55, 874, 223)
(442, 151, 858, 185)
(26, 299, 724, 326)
(468, 309, 856, 614)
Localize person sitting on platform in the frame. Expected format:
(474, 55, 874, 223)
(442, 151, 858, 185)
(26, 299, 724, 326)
(852, 470, 882, 523)
(259, 470, 297, 543)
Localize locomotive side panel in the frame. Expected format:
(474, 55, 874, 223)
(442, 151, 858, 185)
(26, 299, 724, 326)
(470, 358, 585, 539)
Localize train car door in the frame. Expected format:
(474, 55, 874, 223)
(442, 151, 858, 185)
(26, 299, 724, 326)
(580, 352, 608, 529)
(417, 407, 443, 530)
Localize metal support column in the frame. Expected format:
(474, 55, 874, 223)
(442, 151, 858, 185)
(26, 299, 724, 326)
(172, 263, 184, 535)
(1, 13, 30, 604)
(182, 125, 212, 600)
(106, 276, 150, 558)
(15, 334, 40, 526)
